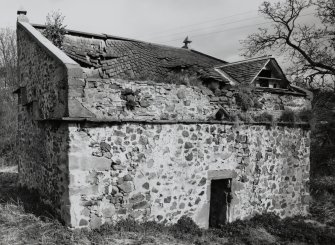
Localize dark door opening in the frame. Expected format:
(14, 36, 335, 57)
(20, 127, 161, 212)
(209, 178, 232, 228)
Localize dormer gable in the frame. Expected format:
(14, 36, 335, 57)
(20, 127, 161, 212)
(254, 58, 289, 89)
(214, 57, 290, 90)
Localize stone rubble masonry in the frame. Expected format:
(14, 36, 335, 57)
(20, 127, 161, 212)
(16, 20, 84, 224)
(17, 23, 68, 119)
(68, 123, 310, 229)
(72, 77, 310, 121)
(16, 20, 311, 229)
(17, 21, 93, 119)
(17, 117, 71, 224)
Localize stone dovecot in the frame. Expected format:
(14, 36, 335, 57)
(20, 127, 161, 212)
(15, 11, 311, 229)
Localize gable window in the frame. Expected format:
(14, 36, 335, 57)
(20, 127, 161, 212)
(255, 63, 287, 89)
(259, 69, 271, 78)
(258, 69, 272, 88)
(259, 78, 269, 87)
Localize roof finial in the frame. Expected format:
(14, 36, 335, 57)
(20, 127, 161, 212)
(17, 8, 29, 22)
(182, 36, 192, 49)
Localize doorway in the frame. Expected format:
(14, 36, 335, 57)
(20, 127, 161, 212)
(209, 178, 232, 228)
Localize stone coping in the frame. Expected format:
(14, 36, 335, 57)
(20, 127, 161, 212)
(17, 21, 79, 69)
(37, 117, 310, 128)
(17, 21, 85, 118)
(31, 23, 146, 43)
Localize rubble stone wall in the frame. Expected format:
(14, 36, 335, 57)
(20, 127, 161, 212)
(16, 24, 71, 223)
(17, 110, 71, 223)
(17, 24, 68, 119)
(17, 23, 311, 230)
(68, 122, 310, 228)
(73, 78, 310, 121)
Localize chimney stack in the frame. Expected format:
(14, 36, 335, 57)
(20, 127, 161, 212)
(17, 8, 29, 22)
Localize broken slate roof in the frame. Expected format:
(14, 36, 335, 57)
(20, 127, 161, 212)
(215, 57, 271, 84)
(32, 25, 296, 90)
(32, 25, 228, 82)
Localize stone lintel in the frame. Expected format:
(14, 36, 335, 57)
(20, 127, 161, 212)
(208, 169, 238, 180)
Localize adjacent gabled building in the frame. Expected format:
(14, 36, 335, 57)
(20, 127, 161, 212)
(16, 11, 311, 229)
(215, 57, 290, 88)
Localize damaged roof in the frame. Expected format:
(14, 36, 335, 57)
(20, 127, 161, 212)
(33, 24, 296, 92)
(33, 24, 228, 82)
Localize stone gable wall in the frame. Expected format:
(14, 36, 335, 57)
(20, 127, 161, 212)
(16, 24, 71, 223)
(68, 123, 310, 228)
(73, 77, 310, 121)
(17, 24, 68, 119)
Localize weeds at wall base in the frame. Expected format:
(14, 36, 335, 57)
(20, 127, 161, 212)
(1, 193, 335, 244)
(82, 213, 335, 245)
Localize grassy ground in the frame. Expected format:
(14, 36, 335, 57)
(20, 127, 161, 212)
(1, 168, 335, 245)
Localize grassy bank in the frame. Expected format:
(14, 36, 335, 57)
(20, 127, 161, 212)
(1, 169, 335, 245)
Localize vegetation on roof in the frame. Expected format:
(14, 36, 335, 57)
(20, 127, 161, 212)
(43, 11, 66, 48)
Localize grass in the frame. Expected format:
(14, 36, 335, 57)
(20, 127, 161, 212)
(310, 176, 335, 226)
(1, 168, 335, 245)
(0, 169, 192, 245)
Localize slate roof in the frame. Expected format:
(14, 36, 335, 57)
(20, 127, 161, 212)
(215, 57, 270, 84)
(32, 25, 295, 89)
(31, 25, 228, 82)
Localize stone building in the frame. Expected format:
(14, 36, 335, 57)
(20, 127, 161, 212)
(15, 11, 311, 229)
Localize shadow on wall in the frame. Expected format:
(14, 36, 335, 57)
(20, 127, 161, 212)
(0, 171, 57, 221)
(17, 121, 72, 225)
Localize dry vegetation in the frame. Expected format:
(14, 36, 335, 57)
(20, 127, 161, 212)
(1, 168, 335, 245)
(1, 2, 335, 243)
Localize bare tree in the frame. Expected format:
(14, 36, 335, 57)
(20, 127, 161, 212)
(241, 0, 335, 91)
(0, 28, 17, 88)
(0, 27, 18, 166)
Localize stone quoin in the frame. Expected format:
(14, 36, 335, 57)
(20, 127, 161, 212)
(15, 11, 311, 229)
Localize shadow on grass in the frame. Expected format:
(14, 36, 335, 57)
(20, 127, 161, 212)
(0, 171, 57, 221)
(1, 170, 335, 245)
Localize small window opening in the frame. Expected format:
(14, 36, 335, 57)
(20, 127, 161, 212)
(21, 87, 28, 105)
(259, 79, 269, 87)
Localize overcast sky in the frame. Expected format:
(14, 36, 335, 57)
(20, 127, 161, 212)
(0, 0, 315, 62)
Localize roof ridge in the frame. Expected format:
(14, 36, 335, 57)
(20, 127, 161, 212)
(215, 55, 272, 68)
(190, 49, 227, 63)
(31, 23, 226, 63)
(32, 23, 141, 42)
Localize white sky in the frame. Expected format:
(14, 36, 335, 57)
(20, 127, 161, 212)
(0, 0, 315, 62)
